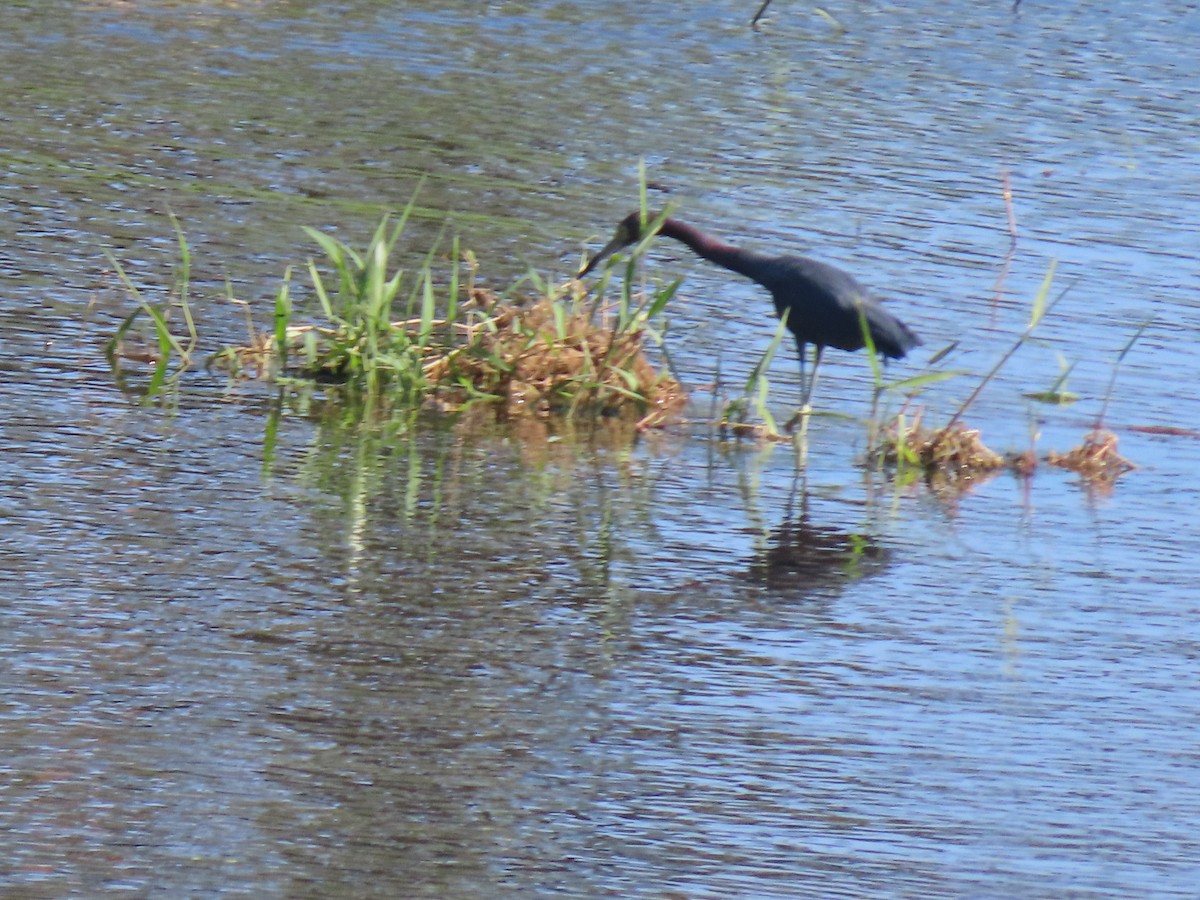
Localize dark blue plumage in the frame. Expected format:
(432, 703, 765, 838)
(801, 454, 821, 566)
(579, 212, 920, 411)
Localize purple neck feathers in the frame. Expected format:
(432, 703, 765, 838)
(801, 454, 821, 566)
(658, 218, 765, 282)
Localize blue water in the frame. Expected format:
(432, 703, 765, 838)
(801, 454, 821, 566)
(2, 1, 1199, 896)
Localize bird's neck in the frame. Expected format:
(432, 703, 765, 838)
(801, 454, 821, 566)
(659, 218, 765, 283)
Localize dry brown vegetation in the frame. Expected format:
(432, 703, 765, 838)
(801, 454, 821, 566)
(878, 412, 1006, 482)
(422, 289, 686, 422)
(1047, 430, 1135, 481)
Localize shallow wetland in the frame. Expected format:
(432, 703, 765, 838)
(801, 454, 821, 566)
(2, 2, 1199, 896)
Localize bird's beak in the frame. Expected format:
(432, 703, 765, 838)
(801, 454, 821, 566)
(577, 235, 629, 278)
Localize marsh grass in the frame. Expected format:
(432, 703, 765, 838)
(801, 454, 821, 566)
(716, 301, 963, 447)
(719, 312, 794, 441)
(946, 259, 1066, 432)
(106, 193, 1141, 491)
(1023, 353, 1079, 405)
(874, 263, 1144, 487)
(880, 410, 1006, 480)
(210, 274, 293, 381)
(422, 283, 686, 422)
(204, 199, 685, 426)
(1043, 319, 1147, 483)
(874, 260, 1071, 483)
(104, 211, 198, 399)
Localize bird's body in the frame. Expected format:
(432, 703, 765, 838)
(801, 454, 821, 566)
(579, 212, 920, 413)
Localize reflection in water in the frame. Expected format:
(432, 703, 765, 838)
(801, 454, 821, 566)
(4, 347, 1199, 898)
(743, 474, 889, 594)
(747, 510, 888, 592)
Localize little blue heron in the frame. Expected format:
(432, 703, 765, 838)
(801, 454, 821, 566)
(578, 211, 921, 414)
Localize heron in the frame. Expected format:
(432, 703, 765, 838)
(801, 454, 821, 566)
(577, 211, 921, 416)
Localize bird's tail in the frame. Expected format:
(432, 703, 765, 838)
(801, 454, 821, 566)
(867, 308, 921, 359)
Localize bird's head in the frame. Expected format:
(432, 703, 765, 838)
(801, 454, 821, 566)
(577, 210, 662, 277)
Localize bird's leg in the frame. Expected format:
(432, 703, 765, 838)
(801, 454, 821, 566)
(798, 344, 808, 413)
(786, 344, 810, 432)
(803, 345, 824, 412)
(794, 346, 823, 443)
(792, 426, 809, 466)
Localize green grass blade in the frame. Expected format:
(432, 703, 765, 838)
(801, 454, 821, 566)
(391, 176, 426, 241)
(104, 250, 143, 303)
(447, 234, 460, 326)
(1029, 258, 1058, 328)
(167, 209, 197, 349)
(106, 307, 142, 366)
(885, 370, 965, 392)
(307, 258, 337, 321)
(1095, 316, 1153, 429)
(925, 341, 959, 366)
(755, 373, 779, 434)
(303, 226, 356, 270)
(418, 270, 435, 347)
(638, 158, 648, 222)
(142, 303, 175, 398)
(858, 305, 882, 388)
(552, 301, 568, 341)
(738, 311, 790, 431)
(274, 266, 293, 373)
(168, 208, 191, 308)
(947, 259, 1069, 428)
(1117, 317, 1152, 363)
(642, 277, 681, 322)
(746, 310, 790, 390)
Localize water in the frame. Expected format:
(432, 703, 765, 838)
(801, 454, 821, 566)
(2, 1, 1199, 896)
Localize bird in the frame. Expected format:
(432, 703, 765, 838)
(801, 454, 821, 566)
(578, 211, 921, 416)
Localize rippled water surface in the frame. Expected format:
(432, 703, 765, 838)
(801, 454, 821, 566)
(3, 1, 1199, 896)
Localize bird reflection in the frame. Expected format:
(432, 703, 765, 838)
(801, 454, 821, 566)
(747, 514, 888, 591)
(744, 474, 889, 592)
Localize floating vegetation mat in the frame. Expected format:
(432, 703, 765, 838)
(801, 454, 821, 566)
(1047, 429, 1135, 481)
(879, 413, 1006, 483)
(422, 289, 686, 421)
(878, 412, 1137, 490)
(213, 285, 686, 425)
(199, 210, 687, 426)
